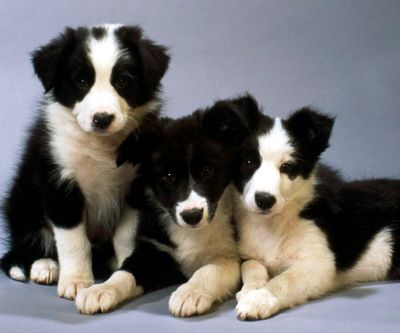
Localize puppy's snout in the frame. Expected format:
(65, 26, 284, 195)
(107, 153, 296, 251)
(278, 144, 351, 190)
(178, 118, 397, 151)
(255, 192, 276, 211)
(92, 112, 115, 129)
(180, 208, 204, 225)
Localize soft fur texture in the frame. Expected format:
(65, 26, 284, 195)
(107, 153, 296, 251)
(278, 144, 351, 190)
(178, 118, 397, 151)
(231, 96, 400, 320)
(74, 97, 257, 316)
(1, 24, 170, 300)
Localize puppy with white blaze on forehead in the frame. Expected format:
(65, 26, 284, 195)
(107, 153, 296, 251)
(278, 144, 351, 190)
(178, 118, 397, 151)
(75, 97, 253, 316)
(1, 24, 170, 300)
(231, 96, 400, 320)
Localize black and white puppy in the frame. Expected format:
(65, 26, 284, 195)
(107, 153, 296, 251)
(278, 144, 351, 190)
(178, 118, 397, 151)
(231, 96, 400, 320)
(75, 97, 252, 316)
(1, 24, 169, 300)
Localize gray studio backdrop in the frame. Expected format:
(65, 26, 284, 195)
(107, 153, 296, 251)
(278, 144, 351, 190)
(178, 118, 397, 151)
(1, 0, 400, 254)
(1, 1, 400, 333)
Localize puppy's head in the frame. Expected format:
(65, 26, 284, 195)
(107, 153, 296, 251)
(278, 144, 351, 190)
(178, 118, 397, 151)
(118, 95, 254, 228)
(32, 24, 169, 135)
(235, 106, 334, 216)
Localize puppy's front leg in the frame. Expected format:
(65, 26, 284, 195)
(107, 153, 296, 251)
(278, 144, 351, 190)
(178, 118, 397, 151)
(236, 259, 269, 302)
(111, 206, 138, 270)
(76, 239, 184, 314)
(76, 270, 143, 315)
(236, 260, 335, 320)
(53, 223, 94, 300)
(169, 257, 240, 317)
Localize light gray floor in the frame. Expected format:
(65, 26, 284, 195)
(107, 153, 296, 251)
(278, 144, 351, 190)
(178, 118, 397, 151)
(1, 0, 400, 332)
(0, 273, 399, 333)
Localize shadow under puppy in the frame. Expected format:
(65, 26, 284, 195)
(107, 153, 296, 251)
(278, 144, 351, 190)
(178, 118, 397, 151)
(76, 96, 253, 316)
(1, 24, 169, 300)
(229, 96, 400, 320)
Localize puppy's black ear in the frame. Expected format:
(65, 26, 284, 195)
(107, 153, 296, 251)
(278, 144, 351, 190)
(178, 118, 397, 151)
(138, 38, 170, 94)
(285, 108, 335, 156)
(202, 94, 262, 146)
(116, 25, 170, 95)
(116, 114, 161, 167)
(32, 27, 77, 92)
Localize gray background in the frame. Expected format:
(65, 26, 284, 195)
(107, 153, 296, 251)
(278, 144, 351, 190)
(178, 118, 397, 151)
(0, 0, 399, 332)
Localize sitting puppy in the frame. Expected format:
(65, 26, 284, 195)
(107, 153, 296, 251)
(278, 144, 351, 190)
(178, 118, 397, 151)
(75, 96, 254, 316)
(232, 96, 400, 320)
(1, 24, 169, 300)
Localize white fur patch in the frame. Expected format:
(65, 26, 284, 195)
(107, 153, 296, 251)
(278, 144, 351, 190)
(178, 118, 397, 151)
(236, 288, 278, 320)
(53, 224, 94, 299)
(169, 282, 214, 317)
(45, 102, 138, 241)
(112, 206, 139, 269)
(9, 266, 27, 281)
(73, 25, 126, 134)
(170, 186, 237, 276)
(242, 118, 300, 215)
(176, 190, 208, 228)
(30, 258, 59, 285)
(76, 270, 143, 315)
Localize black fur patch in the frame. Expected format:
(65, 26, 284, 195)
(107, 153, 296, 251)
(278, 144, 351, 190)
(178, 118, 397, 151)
(115, 25, 170, 106)
(284, 108, 334, 179)
(302, 178, 400, 273)
(91, 26, 106, 40)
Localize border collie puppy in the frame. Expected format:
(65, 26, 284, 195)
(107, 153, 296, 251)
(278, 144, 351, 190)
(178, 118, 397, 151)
(231, 96, 400, 320)
(75, 97, 252, 316)
(1, 24, 169, 300)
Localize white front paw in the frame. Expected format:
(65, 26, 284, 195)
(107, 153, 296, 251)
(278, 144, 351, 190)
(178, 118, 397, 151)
(30, 259, 59, 285)
(76, 283, 120, 315)
(169, 283, 213, 317)
(235, 286, 253, 302)
(236, 288, 278, 320)
(58, 275, 94, 300)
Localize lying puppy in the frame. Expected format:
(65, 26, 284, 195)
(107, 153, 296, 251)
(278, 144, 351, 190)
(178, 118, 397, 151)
(1, 24, 169, 300)
(232, 96, 400, 320)
(75, 97, 253, 316)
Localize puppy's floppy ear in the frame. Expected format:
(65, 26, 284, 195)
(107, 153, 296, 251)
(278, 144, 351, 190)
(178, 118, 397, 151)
(202, 94, 262, 146)
(138, 38, 170, 93)
(116, 114, 161, 167)
(116, 25, 170, 95)
(285, 107, 335, 156)
(31, 27, 78, 92)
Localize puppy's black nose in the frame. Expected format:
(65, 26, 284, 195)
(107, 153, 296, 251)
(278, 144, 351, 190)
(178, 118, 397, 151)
(92, 113, 115, 129)
(255, 192, 276, 210)
(180, 208, 204, 225)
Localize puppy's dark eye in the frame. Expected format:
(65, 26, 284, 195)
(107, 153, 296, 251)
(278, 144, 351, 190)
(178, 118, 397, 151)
(115, 74, 134, 89)
(280, 162, 295, 175)
(76, 77, 89, 89)
(115, 77, 128, 89)
(162, 172, 176, 185)
(201, 165, 214, 178)
(242, 158, 257, 171)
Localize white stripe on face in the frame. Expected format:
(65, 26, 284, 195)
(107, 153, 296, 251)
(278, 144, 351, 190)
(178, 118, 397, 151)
(242, 118, 294, 214)
(73, 25, 128, 134)
(175, 190, 209, 228)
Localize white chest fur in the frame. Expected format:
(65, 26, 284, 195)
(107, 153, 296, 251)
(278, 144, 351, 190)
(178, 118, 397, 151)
(168, 186, 237, 277)
(234, 193, 333, 277)
(45, 104, 137, 240)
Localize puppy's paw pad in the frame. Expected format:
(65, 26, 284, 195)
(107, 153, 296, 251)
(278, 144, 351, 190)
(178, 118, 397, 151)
(76, 284, 119, 315)
(58, 277, 94, 300)
(30, 259, 59, 285)
(169, 284, 213, 317)
(236, 288, 278, 320)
